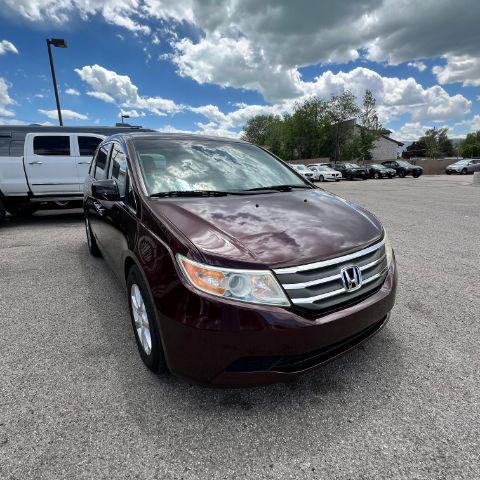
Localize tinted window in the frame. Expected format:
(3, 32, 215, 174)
(33, 136, 70, 156)
(110, 144, 128, 196)
(78, 136, 102, 156)
(133, 139, 307, 194)
(94, 145, 110, 180)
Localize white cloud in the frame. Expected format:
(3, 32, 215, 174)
(0, 106, 15, 117)
(0, 40, 18, 55)
(2, 0, 150, 33)
(86, 91, 115, 103)
(65, 88, 80, 96)
(76, 64, 183, 115)
(38, 108, 88, 120)
(390, 122, 430, 142)
(0, 77, 14, 107)
(120, 109, 145, 118)
(433, 55, 480, 87)
(407, 61, 427, 72)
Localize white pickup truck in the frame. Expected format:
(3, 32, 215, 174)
(0, 125, 151, 221)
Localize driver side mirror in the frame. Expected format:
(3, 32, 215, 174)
(92, 179, 120, 201)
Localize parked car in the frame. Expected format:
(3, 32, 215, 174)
(382, 160, 423, 178)
(365, 163, 396, 179)
(84, 133, 397, 386)
(288, 163, 315, 181)
(0, 125, 153, 221)
(445, 159, 480, 175)
(331, 163, 369, 180)
(307, 164, 342, 182)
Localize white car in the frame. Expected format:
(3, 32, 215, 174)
(288, 163, 315, 181)
(308, 164, 342, 182)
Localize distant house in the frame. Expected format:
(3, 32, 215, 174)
(340, 119, 404, 161)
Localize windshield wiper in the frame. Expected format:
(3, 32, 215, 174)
(246, 184, 314, 192)
(150, 190, 247, 198)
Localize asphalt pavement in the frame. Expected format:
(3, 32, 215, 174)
(1, 175, 479, 479)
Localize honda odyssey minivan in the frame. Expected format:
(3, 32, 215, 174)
(84, 133, 397, 386)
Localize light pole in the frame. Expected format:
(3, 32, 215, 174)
(46, 38, 67, 126)
(120, 114, 130, 125)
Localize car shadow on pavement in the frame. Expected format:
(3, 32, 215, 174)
(1, 209, 84, 229)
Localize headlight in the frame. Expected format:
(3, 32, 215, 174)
(177, 255, 290, 306)
(384, 231, 394, 268)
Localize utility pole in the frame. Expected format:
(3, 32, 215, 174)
(46, 38, 67, 126)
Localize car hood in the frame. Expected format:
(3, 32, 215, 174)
(145, 190, 383, 269)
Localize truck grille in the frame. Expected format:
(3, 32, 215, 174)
(274, 238, 387, 314)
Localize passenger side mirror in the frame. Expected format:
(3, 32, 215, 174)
(92, 179, 120, 201)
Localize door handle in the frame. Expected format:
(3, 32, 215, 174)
(29, 161, 43, 165)
(93, 201, 106, 216)
(78, 161, 91, 165)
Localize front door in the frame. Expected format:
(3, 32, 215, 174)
(24, 134, 78, 195)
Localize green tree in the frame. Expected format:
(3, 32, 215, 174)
(357, 89, 383, 162)
(327, 90, 360, 162)
(460, 130, 480, 157)
(241, 114, 282, 147)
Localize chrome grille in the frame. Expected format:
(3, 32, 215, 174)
(274, 239, 388, 313)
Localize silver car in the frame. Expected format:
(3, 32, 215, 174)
(445, 159, 480, 175)
(289, 163, 315, 181)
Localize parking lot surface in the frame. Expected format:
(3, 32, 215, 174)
(1, 175, 479, 479)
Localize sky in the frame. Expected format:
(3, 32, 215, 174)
(0, 0, 479, 142)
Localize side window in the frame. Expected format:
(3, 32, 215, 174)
(94, 144, 110, 180)
(109, 144, 128, 197)
(33, 136, 70, 156)
(78, 136, 103, 156)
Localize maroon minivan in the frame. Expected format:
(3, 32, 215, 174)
(84, 133, 397, 386)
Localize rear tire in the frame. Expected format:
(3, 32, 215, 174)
(7, 204, 38, 217)
(127, 265, 167, 374)
(85, 215, 101, 257)
(398, 170, 406, 178)
(0, 199, 6, 223)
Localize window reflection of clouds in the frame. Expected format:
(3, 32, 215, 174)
(134, 140, 304, 194)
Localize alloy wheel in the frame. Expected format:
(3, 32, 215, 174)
(131, 284, 152, 355)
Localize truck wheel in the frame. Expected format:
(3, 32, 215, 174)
(85, 216, 101, 257)
(7, 204, 38, 217)
(127, 265, 168, 374)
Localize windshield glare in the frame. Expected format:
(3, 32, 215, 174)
(397, 161, 412, 167)
(453, 160, 469, 165)
(133, 139, 307, 194)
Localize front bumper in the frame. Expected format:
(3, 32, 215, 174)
(158, 260, 398, 386)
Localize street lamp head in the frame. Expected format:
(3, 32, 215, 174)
(49, 38, 67, 48)
(122, 114, 130, 119)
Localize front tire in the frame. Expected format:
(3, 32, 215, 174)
(374, 172, 380, 179)
(319, 175, 324, 182)
(127, 265, 167, 374)
(461, 168, 468, 175)
(85, 215, 101, 257)
(398, 170, 406, 178)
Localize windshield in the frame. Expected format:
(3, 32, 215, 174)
(370, 164, 386, 169)
(295, 165, 309, 171)
(397, 161, 413, 167)
(133, 139, 308, 194)
(344, 163, 360, 168)
(452, 160, 469, 165)
(318, 166, 334, 171)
